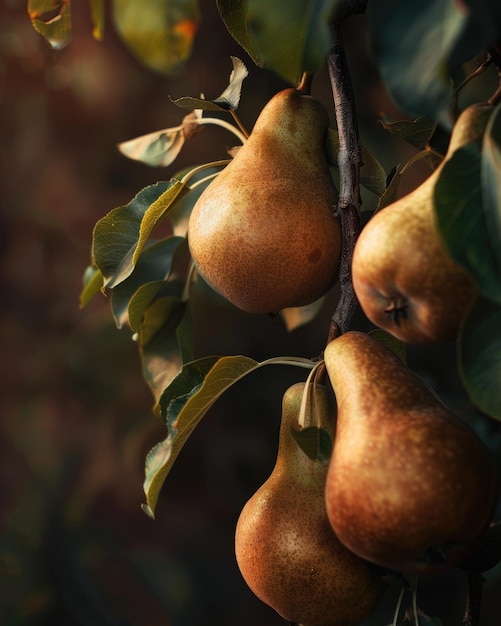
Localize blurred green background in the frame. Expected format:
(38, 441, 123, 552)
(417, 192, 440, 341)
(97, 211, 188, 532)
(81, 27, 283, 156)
(2, 1, 501, 625)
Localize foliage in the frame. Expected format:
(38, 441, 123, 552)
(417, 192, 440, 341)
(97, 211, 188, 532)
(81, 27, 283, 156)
(27, 0, 501, 623)
(29, 0, 501, 516)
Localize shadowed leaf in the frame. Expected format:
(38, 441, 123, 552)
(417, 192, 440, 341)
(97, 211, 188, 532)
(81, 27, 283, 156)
(112, 0, 199, 74)
(459, 296, 501, 420)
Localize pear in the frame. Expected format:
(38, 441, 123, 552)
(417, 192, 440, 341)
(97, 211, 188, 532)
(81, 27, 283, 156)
(235, 382, 387, 626)
(352, 103, 493, 343)
(324, 331, 499, 575)
(188, 88, 341, 314)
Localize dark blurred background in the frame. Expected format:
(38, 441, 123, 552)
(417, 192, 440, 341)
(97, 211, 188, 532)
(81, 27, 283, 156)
(2, 1, 501, 625)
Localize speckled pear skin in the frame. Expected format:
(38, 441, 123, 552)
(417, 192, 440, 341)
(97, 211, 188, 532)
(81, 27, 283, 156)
(188, 88, 341, 314)
(324, 331, 498, 575)
(235, 382, 387, 626)
(352, 104, 493, 343)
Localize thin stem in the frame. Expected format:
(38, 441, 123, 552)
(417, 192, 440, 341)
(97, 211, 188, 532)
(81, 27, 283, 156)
(326, 1, 367, 341)
(463, 572, 485, 626)
(229, 109, 250, 139)
(392, 586, 405, 626)
(180, 159, 231, 185)
(197, 116, 248, 144)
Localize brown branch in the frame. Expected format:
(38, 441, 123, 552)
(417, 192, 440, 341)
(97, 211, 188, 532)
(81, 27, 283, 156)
(326, 1, 367, 342)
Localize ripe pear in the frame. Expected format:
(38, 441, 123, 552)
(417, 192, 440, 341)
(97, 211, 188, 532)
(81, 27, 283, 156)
(352, 104, 493, 343)
(188, 88, 341, 314)
(324, 331, 498, 575)
(235, 382, 387, 626)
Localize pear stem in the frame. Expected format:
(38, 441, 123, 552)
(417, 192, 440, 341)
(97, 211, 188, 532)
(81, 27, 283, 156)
(326, 1, 367, 341)
(463, 571, 484, 626)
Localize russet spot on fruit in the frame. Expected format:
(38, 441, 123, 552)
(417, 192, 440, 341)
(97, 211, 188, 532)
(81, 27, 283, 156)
(188, 88, 342, 314)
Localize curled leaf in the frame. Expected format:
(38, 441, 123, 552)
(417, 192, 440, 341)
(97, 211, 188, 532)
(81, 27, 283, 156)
(27, 0, 72, 50)
(172, 56, 248, 111)
(118, 110, 203, 167)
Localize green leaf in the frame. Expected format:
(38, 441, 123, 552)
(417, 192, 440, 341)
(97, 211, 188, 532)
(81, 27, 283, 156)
(111, 0, 200, 74)
(92, 181, 185, 290)
(218, 0, 341, 85)
(459, 296, 501, 420)
(290, 426, 332, 462)
(128, 280, 184, 333)
(368, 0, 467, 126)
(434, 143, 501, 303)
(89, 0, 104, 40)
(28, 0, 72, 50)
(482, 102, 501, 273)
(134, 181, 188, 265)
(172, 56, 248, 111)
(79, 265, 104, 308)
(109, 237, 187, 329)
(378, 117, 437, 151)
(142, 355, 259, 518)
(374, 163, 402, 212)
(139, 298, 193, 407)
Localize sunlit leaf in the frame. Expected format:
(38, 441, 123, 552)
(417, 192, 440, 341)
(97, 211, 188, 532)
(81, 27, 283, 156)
(434, 143, 501, 303)
(112, 0, 200, 74)
(89, 0, 104, 40)
(459, 296, 501, 420)
(482, 102, 501, 273)
(28, 0, 72, 50)
(142, 355, 259, 518)
(118, 111, 203, 167)
(92, 181, 187, 290)
(134, 181, 188, 265)
(290, 426, 332, 462)
(172, 56, 248, 111)
(218, 0, 341, 85)
(139, 299, 193, 408)
(109, 237, 187, 328)
(79, 265, 104, 308)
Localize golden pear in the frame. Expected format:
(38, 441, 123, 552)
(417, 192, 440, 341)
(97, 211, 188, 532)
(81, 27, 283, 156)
(352, 104, 493, 343)
(188, 88, 341, 314)
(235, 382, 387, 626)
(324, 331, 498, 575)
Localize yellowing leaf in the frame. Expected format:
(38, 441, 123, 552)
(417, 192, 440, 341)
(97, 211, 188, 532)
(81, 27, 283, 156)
(28, 0, 72, 50)
(79, 265, 104, 308)
(89, 0, 104, 40)
(112, 0, 200, 74)
(118, 111, 203, 167)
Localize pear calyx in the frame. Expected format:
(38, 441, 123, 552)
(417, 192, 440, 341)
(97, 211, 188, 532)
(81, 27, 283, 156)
(352, 103, 494, 343)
